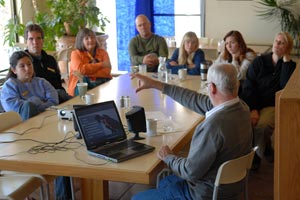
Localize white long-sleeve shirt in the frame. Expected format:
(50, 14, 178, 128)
(214, 51, 256, 80)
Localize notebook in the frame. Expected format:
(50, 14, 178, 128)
(73, 100, 155, 162)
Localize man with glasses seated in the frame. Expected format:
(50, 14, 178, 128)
(130, 63, 253, 200)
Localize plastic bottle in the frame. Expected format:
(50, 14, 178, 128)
(157, 57, 167, 82)
(217, 39, 225, 54)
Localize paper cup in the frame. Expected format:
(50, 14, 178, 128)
(146, 119, 157, 136)
(82, 93, 95, 105)
(178, 69, 187, 80)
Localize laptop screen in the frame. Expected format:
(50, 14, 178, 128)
(73, 101, 127, 149)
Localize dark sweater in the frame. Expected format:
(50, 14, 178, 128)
(26, 50, 64, 90)
(240, 53, 296, 110)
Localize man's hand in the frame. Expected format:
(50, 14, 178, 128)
(130, 73, 164, 93)
(157, 145, 173, 160)
(250, 109, 260, 127)
(143, 54, 159, 68)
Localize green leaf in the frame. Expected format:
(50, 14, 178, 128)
(0, 0, 5, 7)
(3, 0, 110, 48)
(255, 0, 300, 40)
(3, 17, 25, 47)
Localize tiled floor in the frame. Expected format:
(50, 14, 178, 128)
(109, 159, 274, 200)
(248, 159, 274, 200)
(30, 156, 273, 200)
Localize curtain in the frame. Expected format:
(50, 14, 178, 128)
(116, 0, 136, 71)
(135, 0, 154, 34)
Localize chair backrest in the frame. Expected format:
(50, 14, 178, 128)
(56, 47, 74, 85)
(56, 47, 74, 63)
(213, 146, 258, 200)
(198, 37, 209, 46)
(0, 111, 22, 132)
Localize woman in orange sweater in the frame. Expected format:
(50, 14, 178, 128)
(68, 28, 112, 96)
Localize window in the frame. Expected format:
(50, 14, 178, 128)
(97, 0, 205, 72)
(0, 0, 12, 72)
(154, 0, 204, 45)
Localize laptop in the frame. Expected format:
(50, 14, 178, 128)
(73, 100, 155, 162)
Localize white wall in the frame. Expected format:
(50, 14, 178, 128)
(206, 0, 280, 45)
(96, 0, 118, 72)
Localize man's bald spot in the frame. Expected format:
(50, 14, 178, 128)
(135, 14, 150, 25)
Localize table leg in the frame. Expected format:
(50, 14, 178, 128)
(81, 178, 109, 200)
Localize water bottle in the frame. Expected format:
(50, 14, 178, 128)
(200, 60, 213, 81)
(158, 57, 167, 81)
(217, 39, 225, 54)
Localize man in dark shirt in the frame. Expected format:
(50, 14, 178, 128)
(241, 32, 296, 168)
(24, 24, 72, 103)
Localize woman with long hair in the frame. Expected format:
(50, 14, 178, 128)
(215, 30, 256, 81)
(166, 31, 205, 75)
(0, 51, 58, 120)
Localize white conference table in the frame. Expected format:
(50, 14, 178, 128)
(0, 73, 206, 199)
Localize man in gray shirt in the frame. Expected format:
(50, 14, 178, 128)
(131, 63, 253, 200)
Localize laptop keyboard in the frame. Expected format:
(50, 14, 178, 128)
(97, 140, 144, 155)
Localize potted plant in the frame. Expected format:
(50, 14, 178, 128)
(3, 0, 109, 51)
(256, 0, 300, 54)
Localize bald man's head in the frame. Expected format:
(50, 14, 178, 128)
(135, 15, 152, 39)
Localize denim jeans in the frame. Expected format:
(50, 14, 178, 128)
(55, 176, 72, 200)
(131, 175, 191, 200)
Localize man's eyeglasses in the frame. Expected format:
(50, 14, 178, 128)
(205, 82, 213, 88)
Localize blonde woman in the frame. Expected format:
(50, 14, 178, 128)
(241, 32, 296, 169)
(166, 31, 205, 75)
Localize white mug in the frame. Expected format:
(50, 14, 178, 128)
(146, 119, 157, 136)
(178, 69, 187, 80)
(82, 93, 95, 105)
(138, 64, 147, 74)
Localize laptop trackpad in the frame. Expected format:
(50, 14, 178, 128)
(109, 147, 144, 158)
(109, 152, 126, 158)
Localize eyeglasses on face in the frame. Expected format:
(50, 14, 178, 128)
(205, 82, 213, 88)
